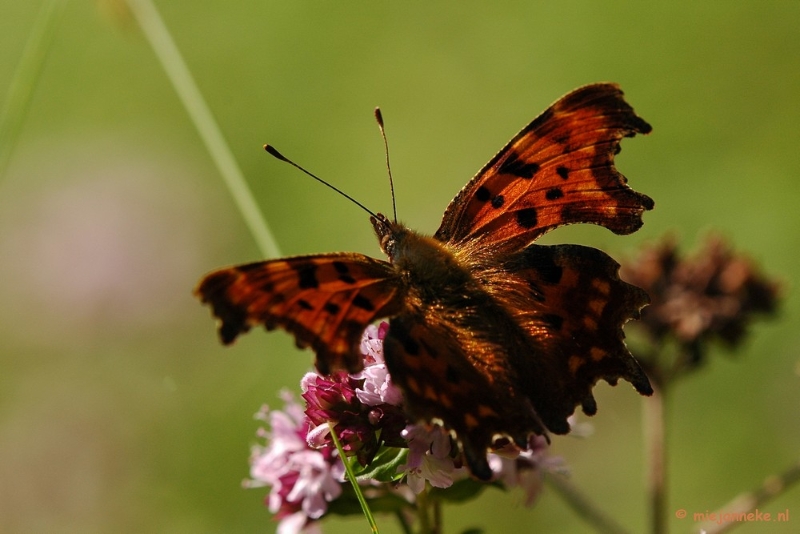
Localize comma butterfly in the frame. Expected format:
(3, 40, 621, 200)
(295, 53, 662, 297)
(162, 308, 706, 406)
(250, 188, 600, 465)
(196, 83, 654, 480)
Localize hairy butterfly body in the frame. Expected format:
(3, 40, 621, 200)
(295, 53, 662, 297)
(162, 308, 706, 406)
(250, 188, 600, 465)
(197, 83, 654, 479)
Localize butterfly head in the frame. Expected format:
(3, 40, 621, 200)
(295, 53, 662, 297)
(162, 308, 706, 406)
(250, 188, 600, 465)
(371, 213, 404, 260)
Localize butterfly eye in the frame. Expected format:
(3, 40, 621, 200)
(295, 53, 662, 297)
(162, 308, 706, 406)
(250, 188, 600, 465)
(380, 234, 396, 259)
(371, 214, 398, 259)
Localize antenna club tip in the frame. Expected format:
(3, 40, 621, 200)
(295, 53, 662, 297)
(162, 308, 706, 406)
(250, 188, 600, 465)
(264, 144, 287, 161)
(374, 107, 384, 128)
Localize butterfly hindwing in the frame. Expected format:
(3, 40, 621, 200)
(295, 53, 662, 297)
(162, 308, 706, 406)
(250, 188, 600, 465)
(435, 83, 654, 251)
(383, 312, 547, 480)
(196, 254, 405, 373)
(482, 243, 653, 433)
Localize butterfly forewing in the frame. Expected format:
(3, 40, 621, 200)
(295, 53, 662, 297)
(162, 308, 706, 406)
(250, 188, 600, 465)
(195, 254, 405, 373)
(435, 83, 654, 251)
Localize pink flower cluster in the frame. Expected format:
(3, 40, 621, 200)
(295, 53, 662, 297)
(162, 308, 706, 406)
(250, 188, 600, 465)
(248, 394, 343, 534)
(247, 323, 553, 533)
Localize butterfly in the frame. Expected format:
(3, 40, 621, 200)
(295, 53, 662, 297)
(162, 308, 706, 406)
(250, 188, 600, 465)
(196, 83, 654, 480)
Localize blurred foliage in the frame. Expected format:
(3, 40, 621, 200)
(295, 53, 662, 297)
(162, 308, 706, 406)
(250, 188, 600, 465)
(1, 1, 798, 533)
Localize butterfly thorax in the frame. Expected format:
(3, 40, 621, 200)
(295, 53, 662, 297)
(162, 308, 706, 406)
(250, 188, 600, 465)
(371, 213, 474, 292)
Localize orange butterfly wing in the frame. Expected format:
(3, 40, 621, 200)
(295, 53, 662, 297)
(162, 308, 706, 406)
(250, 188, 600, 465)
(195, 254, 405, 374)
(435, 83, 653, 251)
(490, 243, 653, 433)
(383, 312, 549, 480)
(379, 244, 653, 479)
(373, 84, 654, 477)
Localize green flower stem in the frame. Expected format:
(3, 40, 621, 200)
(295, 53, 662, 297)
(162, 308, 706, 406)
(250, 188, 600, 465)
(545, 471, 631, 534)
(416, 485, 431, 534)
(0, 0, 67, 180)
(432, 495, 442, 534)
(125, 0, 280, 259)
(415, 484, 442, 534)
(644, 381, 667, 534)
(328, 422, 380, 534)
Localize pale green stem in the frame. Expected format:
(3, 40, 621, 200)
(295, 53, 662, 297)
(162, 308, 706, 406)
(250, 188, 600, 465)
(644, 382, 667, 534)
(432, 495, 441, 534)
(125, 0, 280, 258)
(416, 485, 431, 534)
(328, 422, 380, 534)
(0, 0, 67, 180)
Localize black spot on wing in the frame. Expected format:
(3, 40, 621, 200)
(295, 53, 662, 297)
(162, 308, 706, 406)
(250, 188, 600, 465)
(516, 207, 538, 229)
(491, 195, 505, 208)
(499, 151, 540, 179)
(545, 188, 563, 200)
(352, 294, 375, 311)
(556, 166, 569, 180)
(294, 263, 319, 289)
(525, 247, 563, 284)
(332, 261, 356, 284)
(475, 186, 491, 202)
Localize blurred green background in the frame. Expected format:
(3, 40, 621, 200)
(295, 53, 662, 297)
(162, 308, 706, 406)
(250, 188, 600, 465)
(1, 1, 798, 533)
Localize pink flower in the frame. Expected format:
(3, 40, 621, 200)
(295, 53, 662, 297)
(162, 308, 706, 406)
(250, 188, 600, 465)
(301, 323, 408, 463)
(400, 424, 461, 493)
(354, 323, 404, 407)
(247, 392, 344, 534)
(301, 370, 386, 465)
(488, 434, 558, 506)
(247, 321, 559, 529)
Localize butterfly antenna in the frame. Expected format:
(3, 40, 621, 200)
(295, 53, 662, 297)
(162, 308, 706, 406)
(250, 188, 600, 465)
(264, 144, 378, 218)
(374, 108, 398, 224)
